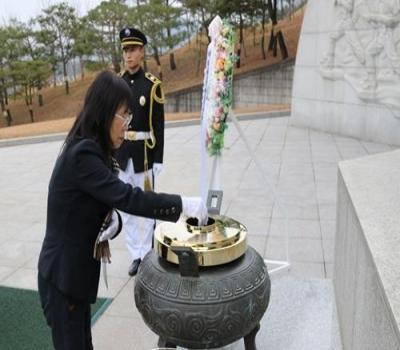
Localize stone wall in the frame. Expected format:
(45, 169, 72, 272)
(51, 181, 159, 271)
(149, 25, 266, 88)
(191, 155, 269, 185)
(335, 150, 400, 350)
(291, 0, 400, 146)
(164, 60, 294, 113)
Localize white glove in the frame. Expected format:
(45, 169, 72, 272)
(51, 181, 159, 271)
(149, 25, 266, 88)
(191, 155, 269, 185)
(181, 196, 208, 226)
(99, 210, 120, 242)
(153, 163, 163, 176)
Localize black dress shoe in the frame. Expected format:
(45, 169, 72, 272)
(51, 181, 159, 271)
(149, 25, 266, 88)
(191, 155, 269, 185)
(128, 258, 141, 276)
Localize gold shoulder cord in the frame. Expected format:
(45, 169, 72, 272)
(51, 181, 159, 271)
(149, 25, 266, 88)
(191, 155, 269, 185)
(145, 73, 165, 150)
(143, 74, 165, 191)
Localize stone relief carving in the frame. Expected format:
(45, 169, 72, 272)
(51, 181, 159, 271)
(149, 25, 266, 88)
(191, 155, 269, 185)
(320, 0, 400, 117)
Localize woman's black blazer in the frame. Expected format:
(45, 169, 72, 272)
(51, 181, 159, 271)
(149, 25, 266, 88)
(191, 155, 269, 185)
(38, 138, 182, 303)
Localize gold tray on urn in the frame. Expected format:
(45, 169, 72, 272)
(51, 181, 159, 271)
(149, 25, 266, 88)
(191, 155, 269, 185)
(154, 215, 247, 266)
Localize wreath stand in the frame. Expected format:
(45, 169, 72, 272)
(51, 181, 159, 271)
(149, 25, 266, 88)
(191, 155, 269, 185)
(203, 110, 290, 275)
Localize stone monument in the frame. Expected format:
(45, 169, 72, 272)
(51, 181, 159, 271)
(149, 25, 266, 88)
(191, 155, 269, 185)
(291, 0, 400, 146)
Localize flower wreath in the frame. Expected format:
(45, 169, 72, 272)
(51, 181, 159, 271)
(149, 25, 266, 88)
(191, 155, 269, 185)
(207, 20, 235, 156)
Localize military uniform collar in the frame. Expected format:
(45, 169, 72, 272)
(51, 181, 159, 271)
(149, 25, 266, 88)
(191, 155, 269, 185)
(124, 67, 144, 80)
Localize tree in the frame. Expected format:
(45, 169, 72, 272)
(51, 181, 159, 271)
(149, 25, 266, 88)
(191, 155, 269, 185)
(37, 3, 78, 95)
(0, 22, 26, 125)
(218, 0, 248, 68)
(215, 0, 259, 68)
(162, 0, 184, 70)
(259, 0, 269, 59)
(87, 0, 129, 73)
(34, 26, 59, 88)
(0, 61, 12, 125)
(267, 0, 288, 59)
(10, 60, 50, 122)
(0, 28, 11, 125)
(180, 0, 219, 75)
(19, 21, 52, 106)
(3, 20, 52, 121)
(182, 0, 219, 42)
(133, 0, 166, 79)
(182, 7, 197, 47)
(72, 17, 97, 80)
(128, 0, 186, 76)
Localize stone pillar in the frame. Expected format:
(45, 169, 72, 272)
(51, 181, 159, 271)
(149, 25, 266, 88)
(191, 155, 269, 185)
(335, 150, 400, 349)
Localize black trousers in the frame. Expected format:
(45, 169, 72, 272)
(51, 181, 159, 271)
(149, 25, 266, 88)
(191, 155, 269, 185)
(38, 273, 93, 350)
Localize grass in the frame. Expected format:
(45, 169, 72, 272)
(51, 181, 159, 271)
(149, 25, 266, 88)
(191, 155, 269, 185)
(0, 285, 111, 350)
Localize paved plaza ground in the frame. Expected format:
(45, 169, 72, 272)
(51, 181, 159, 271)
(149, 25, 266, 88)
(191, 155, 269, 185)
(0, 112, 396, 349)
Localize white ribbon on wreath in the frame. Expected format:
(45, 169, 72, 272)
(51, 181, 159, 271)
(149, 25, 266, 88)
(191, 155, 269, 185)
(200, 15, 223, 201)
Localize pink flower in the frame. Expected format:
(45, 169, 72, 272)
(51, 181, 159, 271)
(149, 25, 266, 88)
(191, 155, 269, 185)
(216, 80, 225, 90)
(215, 106, 224, 118)
(219, 51, 228, 60)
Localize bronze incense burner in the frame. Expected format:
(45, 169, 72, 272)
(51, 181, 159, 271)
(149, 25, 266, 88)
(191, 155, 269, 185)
(134, 215, 270, 349)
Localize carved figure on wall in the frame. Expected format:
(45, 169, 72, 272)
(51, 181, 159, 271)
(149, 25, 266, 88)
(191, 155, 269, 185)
(321, 0, 364, 69)
(361, 0, 400, 92)
(319, 0, 400, 117)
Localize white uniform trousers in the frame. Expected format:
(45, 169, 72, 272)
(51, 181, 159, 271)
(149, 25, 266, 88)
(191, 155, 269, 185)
(118, 159, 155, 261)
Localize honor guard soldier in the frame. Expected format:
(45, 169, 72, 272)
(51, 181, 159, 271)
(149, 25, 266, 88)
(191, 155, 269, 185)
(116, 27, 165, 276)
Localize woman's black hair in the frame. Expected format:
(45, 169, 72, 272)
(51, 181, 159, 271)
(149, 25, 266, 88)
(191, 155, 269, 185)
(65, 70, 132, 156)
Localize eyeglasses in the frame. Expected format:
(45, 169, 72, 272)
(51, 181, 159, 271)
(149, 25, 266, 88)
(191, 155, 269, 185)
(115, 112, 132, 127)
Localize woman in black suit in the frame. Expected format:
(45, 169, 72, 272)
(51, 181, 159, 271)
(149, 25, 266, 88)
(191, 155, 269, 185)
(38, 70, 206, 350)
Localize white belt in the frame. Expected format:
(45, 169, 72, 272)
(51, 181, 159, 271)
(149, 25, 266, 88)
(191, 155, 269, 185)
(124, 131, 152, 141)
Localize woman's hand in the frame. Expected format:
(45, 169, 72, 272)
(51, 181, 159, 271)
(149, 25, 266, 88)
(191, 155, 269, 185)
(99, 210, 121, 242)
(181, 197, 208, 226)
(152, 163, 163, 176)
